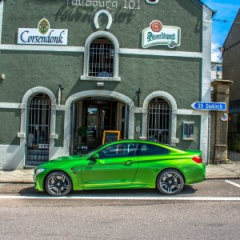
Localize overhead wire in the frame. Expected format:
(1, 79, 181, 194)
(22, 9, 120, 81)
(205, 18, 240, 24)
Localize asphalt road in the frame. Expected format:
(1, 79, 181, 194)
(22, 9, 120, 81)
(0, 180, 240, 240)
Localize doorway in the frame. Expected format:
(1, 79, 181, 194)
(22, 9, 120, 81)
(26, 94, 51, 166)
(148, 98, 171, 144)
(70, 98, 128, 153)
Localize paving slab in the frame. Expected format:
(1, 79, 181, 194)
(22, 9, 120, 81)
(206, 163, 240, 179)
(0, 169, 34, 183)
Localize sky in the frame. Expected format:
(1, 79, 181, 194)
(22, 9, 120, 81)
(202, 0, 240, 62)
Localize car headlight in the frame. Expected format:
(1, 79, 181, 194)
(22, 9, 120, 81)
(35, 168, 45, 175)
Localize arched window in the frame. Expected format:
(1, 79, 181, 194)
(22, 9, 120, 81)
(89, 38, 114, 77)
(148, 98, 171, 144)
(81, 31, 120, 81)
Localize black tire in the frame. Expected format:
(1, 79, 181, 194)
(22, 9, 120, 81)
(45, 171, 72, 196)
(156, 169, 184, 195)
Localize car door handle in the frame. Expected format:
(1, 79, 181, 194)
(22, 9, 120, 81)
(125, 160, 133, 166)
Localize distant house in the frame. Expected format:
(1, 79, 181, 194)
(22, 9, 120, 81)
(211, 62, 222, 81)
(222, 9, 240, 151)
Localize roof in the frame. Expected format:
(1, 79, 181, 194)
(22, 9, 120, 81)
(223, 8, 240, 50)
(192, 0, 216, 16)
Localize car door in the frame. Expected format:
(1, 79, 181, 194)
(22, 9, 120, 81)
(81, 143, 138, 189)
(133, 143, 170, 185)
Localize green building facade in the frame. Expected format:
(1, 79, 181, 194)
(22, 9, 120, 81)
(0, 0, 212, 169)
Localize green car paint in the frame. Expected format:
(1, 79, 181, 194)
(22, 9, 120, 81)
(34, 140, 205, 195)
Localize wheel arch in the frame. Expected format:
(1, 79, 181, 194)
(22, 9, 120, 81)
(43, 169, 73, 192)
(156, 167, 186, 188)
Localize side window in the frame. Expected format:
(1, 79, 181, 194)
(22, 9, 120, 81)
(89, 38, 114, 77)
(98, 143, 138, 159)
(136, 144, 169, 156)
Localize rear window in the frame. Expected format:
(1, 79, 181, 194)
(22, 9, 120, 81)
(136, 144, 169, 156)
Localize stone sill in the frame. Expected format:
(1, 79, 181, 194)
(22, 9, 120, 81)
(80, 76, 121, 82)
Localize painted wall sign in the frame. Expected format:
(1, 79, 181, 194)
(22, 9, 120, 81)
(18, 19, 68, 45)
(94, 10, 113, 29)
(142, 20, 181, 49)
(66, 0, 141, 10)
(145, 0, 159, 4)
(191, 101, 227, 111)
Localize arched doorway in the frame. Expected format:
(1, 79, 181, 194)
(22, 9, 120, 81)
(70, 97, 128, 153)
(26, 93, 51, 166)
(148, 98, 171, 144)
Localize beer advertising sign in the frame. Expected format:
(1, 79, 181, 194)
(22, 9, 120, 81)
(142, 20, 181, 49)
(18, 19, 68, 45)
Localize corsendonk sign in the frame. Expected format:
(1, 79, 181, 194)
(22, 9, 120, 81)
(142, 20, 181, 49)
(18, 19, 68, 45)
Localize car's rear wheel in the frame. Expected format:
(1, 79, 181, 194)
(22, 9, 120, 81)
(157, 169, 184, 195)
(45, 171, 72, 196)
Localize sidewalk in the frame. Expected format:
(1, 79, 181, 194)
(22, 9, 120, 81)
(0, 163, 240, 183)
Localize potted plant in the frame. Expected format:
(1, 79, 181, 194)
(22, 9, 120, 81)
(77, 126, 88, 154)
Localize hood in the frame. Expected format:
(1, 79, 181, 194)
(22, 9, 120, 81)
(36, 155, 85, 168)
(53, 155, 85, 161)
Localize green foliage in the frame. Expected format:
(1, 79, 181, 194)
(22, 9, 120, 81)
(228, 134, 240, 152)
(77, 126, 88, 145)
(77, 127, 87, 137)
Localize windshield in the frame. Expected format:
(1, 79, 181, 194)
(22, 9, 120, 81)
(83, 144, 105, 158)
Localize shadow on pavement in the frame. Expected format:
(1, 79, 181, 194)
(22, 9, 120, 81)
(18, 185, 196, 197)
(228, 150, 240, 163)
(19, 186, 41, 195)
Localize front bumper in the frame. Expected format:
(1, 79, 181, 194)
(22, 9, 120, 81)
(33, 172, 45, 192)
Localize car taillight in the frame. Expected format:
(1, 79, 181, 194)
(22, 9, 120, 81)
(192, 156, 202, 163)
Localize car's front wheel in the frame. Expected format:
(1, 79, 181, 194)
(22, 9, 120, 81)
(45, 171, 72, 196)
(157, 169, 184, 195)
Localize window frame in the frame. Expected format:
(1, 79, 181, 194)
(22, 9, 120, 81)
(182, 121, 195, 140)
(88, 38, 114, 78)
(147, 98, 172, 144)
(81, 31, 121, 82)
(98, 143, 138, 159)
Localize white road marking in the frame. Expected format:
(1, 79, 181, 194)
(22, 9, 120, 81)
(0, 195, 240, 201)
(225, 180, 240, 189)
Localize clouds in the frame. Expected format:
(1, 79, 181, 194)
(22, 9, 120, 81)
(211, 42, 222, 62)
(204, 1, 239, 18)
(202, 0, 240, 53)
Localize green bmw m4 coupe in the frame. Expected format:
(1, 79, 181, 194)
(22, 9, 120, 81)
(34, 140, 205, 196)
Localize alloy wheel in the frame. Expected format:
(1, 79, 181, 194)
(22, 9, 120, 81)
(157, 169, 184, 195)
(45, 171, 72, 196)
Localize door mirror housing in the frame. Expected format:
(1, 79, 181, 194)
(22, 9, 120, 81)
(89, 154, 99, 161)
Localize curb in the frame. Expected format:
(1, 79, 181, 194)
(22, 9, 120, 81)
(206, 177, 240, 180)
(0, 182, 33, 184)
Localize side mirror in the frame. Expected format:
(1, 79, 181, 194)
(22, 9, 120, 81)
(89, 154, 99, 161)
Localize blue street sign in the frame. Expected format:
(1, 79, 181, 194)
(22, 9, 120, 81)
(191, 102, 226, 111)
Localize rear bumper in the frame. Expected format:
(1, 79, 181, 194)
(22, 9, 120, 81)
(184, 163, 206, 185)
